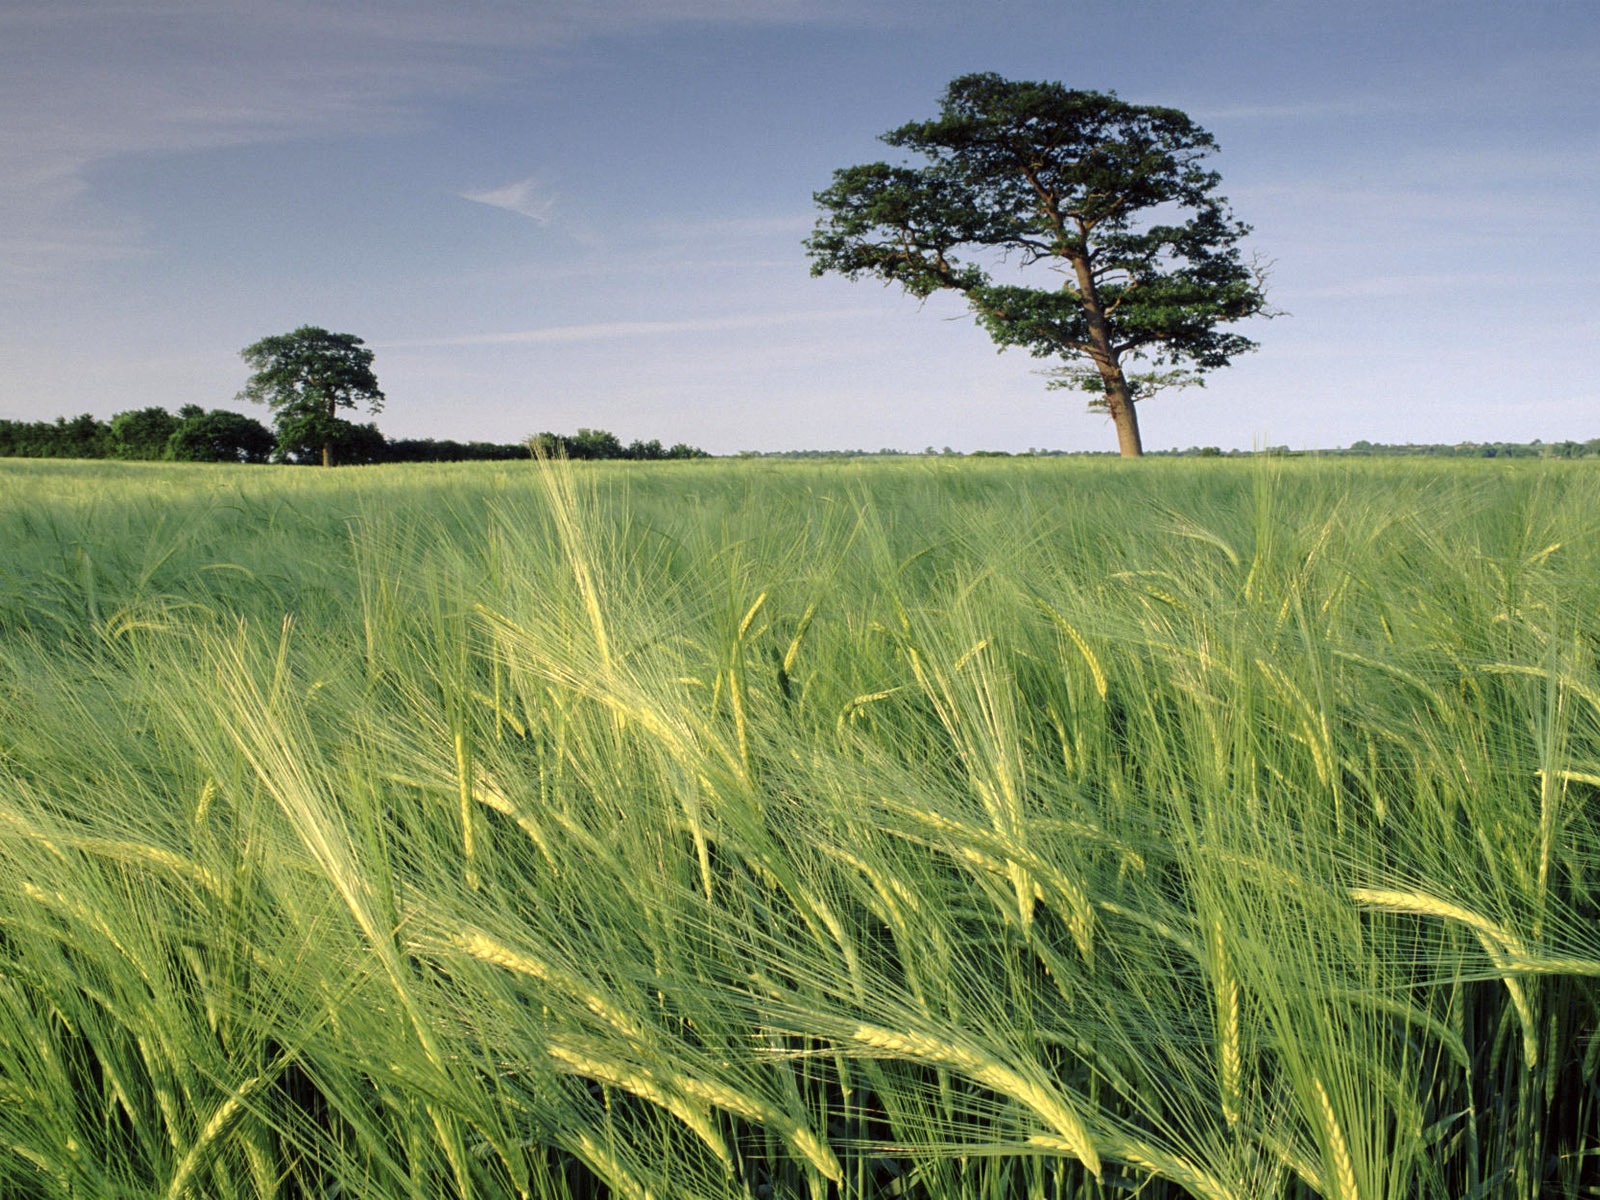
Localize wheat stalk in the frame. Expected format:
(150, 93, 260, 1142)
(547, 1043, 732, 1171)
(164, 1077, 260, 1200)
(1350, 888, 1540, 1068)
(850, 1023, 1100, 1177)
(1312, 1077, 1358, 1200)
(455, 930, 649, 1043)
(1207, 918, 1243, 1127)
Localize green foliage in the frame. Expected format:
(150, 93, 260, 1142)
(383, 436, 531, 463)
(166, 406, 276, 463)
(528, 428, 709, 460)
(109, 406, 181, 460)
(0, 413, 112, 458)
(564, 426, 624, 460)
(1, 410, 711, 467)
(237, 325, 385, 466)
(279, 418, 388, 466)
(1331, 437, 1600, 459)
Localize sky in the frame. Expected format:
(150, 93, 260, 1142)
(1, 0, 1596, 455)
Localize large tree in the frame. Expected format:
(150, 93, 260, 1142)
(806, 73, 1270, 456)
(237, 326, 385, 467)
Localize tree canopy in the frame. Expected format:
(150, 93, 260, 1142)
(238, 326, 385, 467)
(108, 407, 181, 460)
(167, 406, 277, 463)
(806, 73, 1271, 456)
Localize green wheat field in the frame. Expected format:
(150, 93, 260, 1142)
(1, 455, 1597, 1199)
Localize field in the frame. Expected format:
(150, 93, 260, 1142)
(1, 454, 1597, 1200)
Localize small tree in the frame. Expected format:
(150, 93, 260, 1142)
(806, 73, 1271, 456)
(52, 414, 112, 459)
(109, 407, 180, 460)
(237, 326, 384, 467)
(168, 406, 276, 463)
(566, 428, 626, 460)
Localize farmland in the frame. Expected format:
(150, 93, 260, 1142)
(1, 455, 1597, 1199)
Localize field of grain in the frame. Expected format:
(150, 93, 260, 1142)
(1, 455, 1597, 1199)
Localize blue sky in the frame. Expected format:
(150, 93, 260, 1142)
(2, 0, 1595, 453)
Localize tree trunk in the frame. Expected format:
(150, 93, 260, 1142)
(1104, 375, 1144, 457)
(1070, 253, 1144, 457)
(322, 396, 336, 467)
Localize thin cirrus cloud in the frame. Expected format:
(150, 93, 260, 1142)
(384, 308, 881, 348)
(460, 178, 559, 225)
(0, 0, 876, 280)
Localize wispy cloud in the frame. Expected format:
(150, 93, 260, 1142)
(460, 178, 559, 225)
(0, 0, 873, 281)
(383, 308, 881, 349)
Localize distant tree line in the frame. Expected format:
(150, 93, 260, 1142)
(529, 429, 708, 461)
(1324, 438, 1600, 459)
(6, 409, 1593, 464)
(0, 408, 707, 464)
(1148, 439, 1600, 459)
(738, 440, 1600, 460)
(0, 407, 278, 462)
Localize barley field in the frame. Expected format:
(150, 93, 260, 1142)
(1, 454, 1597, 1199)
